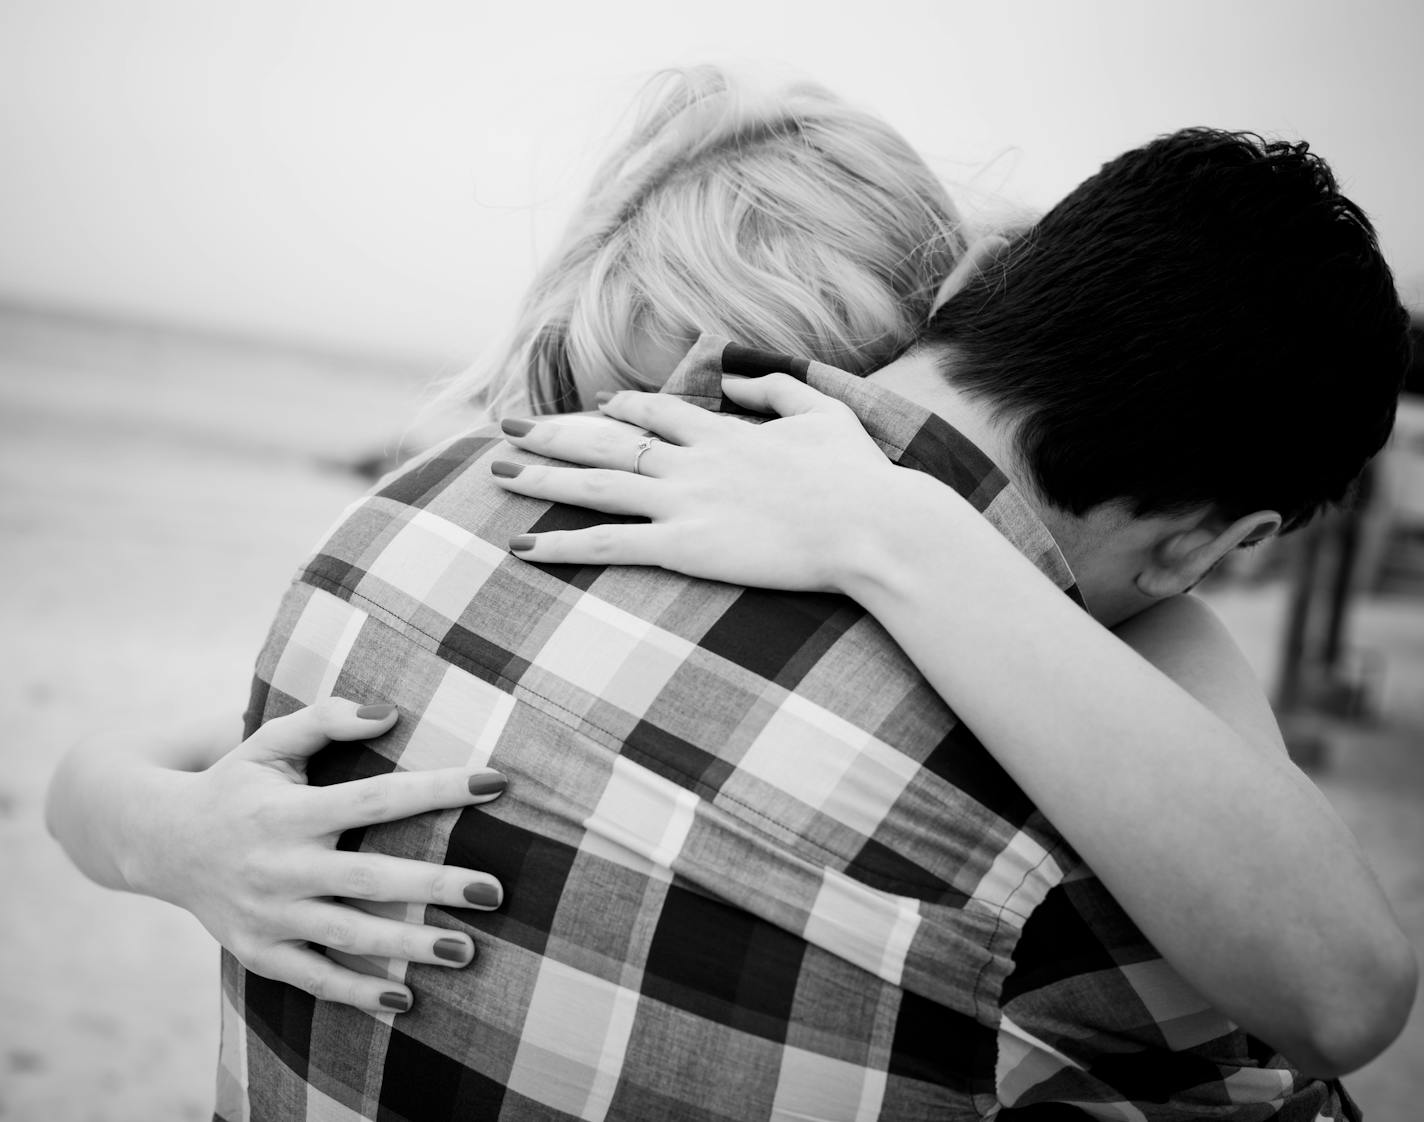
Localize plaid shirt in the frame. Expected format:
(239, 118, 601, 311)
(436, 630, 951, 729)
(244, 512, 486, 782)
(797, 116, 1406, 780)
(217, 335, 1357, 1121)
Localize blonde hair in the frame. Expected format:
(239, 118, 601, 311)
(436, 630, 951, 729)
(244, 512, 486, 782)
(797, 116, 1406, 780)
(455, 66, 966, 418)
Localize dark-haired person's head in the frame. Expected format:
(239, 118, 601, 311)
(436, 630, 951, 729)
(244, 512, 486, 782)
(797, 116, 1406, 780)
(926, 127, 1411, 623)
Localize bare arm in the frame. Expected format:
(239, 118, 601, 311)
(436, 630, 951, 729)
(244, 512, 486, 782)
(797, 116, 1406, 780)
(847, 469, 1411, 1075)
(46, 714, 240, 890)
(1112, 591, 1291, 761)
(492, 378, 1417, 1076)
(45, 699, 508, 1014)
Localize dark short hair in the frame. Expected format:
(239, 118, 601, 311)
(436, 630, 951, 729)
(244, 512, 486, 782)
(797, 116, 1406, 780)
(927, 128, 1411, 531)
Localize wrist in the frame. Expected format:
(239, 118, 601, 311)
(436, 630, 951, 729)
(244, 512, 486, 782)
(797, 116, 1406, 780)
(114, 766, 194, 901)
(834, 467, 980, 605)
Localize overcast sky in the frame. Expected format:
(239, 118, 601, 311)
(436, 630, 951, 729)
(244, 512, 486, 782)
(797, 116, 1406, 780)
(3, 0, 1421, 368)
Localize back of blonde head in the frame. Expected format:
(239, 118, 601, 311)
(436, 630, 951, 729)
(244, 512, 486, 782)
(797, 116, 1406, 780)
(457, 66, 966, 418)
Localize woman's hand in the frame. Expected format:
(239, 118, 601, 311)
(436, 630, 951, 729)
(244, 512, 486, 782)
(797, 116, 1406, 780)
(53, 700, 507, 1015)
(493, 376, 923, 592)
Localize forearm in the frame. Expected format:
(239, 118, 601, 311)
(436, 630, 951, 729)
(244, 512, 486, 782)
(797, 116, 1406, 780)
(45, 718, 237, 894)
(843, 469, 1415, 1074)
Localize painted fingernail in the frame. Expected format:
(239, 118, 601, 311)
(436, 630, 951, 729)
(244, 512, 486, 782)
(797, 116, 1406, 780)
(433, 937, 469, 963)
(356, 704, 397, 721)
(509, 535, 536, 553)
(468, 770, 507, 797)
(595, 391, 616, 405)
(490, 461, 523, 479)
(380, 991, 411, 1011)
(463, 882, 501, 908)
(501, 418, 534, 438)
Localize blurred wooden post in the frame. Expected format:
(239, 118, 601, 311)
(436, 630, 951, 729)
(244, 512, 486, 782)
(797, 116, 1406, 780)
(1273, 466, 1376, 768)
(1276, 521, 1323, 718)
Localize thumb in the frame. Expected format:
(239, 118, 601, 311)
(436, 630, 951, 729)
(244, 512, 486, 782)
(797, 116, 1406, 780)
(236, 698, 399, 765)
(720, 372, 845, 419)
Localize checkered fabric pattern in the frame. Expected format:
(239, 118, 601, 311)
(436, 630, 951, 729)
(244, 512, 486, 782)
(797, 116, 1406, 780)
(215, 335, 1358, 1121)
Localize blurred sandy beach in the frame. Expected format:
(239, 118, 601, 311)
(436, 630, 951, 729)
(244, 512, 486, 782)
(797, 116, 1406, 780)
(1, 307, 1420, 1119)
(0, 307, 459, 1119)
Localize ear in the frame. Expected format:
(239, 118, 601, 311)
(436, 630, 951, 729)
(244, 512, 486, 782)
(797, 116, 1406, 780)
(930, 235, 1011, 315)
(1134, 510, 1282, 599)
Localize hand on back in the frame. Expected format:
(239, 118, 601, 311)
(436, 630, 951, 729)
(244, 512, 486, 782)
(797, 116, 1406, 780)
(137, 699, 506, 1014)
(494, 374, 919, 592)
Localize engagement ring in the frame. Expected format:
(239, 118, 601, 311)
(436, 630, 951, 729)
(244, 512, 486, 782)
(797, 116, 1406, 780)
(632, 435, 660, 475)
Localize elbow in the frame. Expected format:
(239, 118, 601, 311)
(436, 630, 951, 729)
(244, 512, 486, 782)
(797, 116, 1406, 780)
(1289, 929, 1418, 1078)
(42, 748, 75, 843)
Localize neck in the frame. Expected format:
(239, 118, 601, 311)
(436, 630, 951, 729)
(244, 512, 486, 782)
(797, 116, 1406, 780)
(866, 344, 1026, 493)
(868, 344, 1163, 626)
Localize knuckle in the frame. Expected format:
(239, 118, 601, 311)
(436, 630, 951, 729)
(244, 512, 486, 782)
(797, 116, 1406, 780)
(231, 896, 269, 938)
(612, 401, 644, 428)
(593, 427, 622, 459)
(343, 977, 367, 1009)
(322, 919, 355, 949)
(588, 525, 620, 561)
(350, 780, 391, 817)
(308, 697, 347, 735)
(263, 706, 301, 735)
(231, 936, 264, 972)
(249, 798, 285, 832)
(225, 890, 260, 932)
(427, 867, 451, 901)
(423, 769, 447, 805)
(397, 931, 419, 960)
(303, 970, 327, 1000)
(244, 944, 278, 978)
(344, 863, 379, 899)
(236, 850, 279, 894)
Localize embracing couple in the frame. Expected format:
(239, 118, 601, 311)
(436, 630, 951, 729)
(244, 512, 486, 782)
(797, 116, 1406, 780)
(49, 66, 1415, 1119)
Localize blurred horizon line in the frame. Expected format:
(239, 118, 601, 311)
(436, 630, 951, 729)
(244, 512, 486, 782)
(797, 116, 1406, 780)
(0, 296, 465, 384)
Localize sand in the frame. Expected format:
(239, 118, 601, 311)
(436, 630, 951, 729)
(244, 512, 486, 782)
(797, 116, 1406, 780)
(0, 308, 453, 1119)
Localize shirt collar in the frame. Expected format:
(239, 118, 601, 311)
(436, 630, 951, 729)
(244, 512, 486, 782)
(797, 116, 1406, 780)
(661, 334, 1080, 599)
